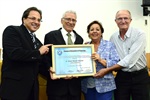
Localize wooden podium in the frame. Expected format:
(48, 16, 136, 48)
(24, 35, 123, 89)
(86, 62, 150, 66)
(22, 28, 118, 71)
(38, 74, 48, 100)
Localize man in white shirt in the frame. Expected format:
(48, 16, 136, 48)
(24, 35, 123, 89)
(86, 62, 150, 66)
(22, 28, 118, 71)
(96, 10, 149, 100)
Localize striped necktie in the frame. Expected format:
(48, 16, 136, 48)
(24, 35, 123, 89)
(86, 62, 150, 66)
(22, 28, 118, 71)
(67, 33, 73, 45)
(30, 33, 37, 49)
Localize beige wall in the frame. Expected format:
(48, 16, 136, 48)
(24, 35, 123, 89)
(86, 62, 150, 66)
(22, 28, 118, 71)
(0, 0, 150, 53)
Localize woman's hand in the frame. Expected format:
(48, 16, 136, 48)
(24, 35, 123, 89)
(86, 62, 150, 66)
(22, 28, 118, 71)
(92, 52, 107, 66)
(92, 52, 101, 61)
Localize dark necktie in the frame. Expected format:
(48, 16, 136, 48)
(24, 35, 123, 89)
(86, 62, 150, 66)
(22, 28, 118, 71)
(30, 33, 37, 49)
(67, 33, 73, 45)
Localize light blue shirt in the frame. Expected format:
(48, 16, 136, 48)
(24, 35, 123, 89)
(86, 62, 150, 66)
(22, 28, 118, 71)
(110, 27, 147, 72)
(81, 39, 120, 93)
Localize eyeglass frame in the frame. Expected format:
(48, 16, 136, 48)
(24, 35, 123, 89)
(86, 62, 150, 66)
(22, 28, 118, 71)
(63, 17, 77, 23)
(27, 17, 42, 22)
(115, 17, 131, 22)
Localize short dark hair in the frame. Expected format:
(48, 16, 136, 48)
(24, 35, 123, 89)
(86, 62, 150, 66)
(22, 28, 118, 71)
(21, 7, 42, 23)
(87, 20, 104, 33)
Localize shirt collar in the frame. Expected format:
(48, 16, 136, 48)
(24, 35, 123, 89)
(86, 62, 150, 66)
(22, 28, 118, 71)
(118, 27, 132, 40)
(61, 27, 73, 36)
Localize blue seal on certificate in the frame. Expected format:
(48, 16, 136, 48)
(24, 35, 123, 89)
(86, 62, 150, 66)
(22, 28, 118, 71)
(57, 50, 62, 56)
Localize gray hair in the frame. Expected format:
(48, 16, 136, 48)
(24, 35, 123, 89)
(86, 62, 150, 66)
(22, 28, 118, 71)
(62, 10, 77, 18)
(115, 10, 132, 19)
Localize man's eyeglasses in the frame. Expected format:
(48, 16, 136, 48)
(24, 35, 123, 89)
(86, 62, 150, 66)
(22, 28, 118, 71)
(63, 18, 77, 23)
(116, 17, 131, 22)
(27, 17, 42, 22)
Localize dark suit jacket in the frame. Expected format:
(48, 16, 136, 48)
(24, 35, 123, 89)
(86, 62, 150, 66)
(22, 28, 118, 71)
(0, 24, 43, 100)
(44, 28, 83, 96)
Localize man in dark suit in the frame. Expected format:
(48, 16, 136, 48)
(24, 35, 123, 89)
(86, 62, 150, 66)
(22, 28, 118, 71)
(0, 7, 51, 100)
(44, 10, 83, 100)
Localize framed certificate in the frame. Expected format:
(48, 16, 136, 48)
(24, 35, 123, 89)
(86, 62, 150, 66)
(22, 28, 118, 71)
(52, 44, 96, 78)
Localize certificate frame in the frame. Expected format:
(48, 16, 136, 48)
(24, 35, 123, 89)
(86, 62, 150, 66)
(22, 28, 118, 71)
(52, 44, 96, 78)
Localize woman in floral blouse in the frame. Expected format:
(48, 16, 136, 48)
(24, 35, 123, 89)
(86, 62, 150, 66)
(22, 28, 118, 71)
(81, 20, 120, 100)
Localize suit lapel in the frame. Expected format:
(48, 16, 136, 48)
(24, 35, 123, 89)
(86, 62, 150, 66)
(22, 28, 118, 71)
(20, 25, 36, 49)
(55, 30, 66, 45)
(52, 28, 83, 45)
(73, 30, 82, 44)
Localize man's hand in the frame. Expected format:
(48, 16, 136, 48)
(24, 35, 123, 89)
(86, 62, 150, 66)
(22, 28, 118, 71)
(39, 44, 52, 55)
(94, 68, 109, 78)
(49, 67, 60, 80)
(49, 67, 78, 80)
(62, 75, 74, 80)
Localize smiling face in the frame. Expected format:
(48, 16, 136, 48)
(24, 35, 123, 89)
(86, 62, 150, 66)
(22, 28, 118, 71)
(115, 10, 132, 32)
(89, 23, 102, 41)
(23, 10, 41, 32)
(61, 12, 77, 32)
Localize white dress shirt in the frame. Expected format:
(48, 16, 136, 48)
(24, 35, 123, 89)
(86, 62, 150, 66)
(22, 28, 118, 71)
(61, 27, 76, 44)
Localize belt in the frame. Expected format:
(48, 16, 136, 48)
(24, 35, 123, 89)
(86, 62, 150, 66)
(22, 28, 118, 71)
(120, 67, 147, 75)
(130, 68, 147, 74)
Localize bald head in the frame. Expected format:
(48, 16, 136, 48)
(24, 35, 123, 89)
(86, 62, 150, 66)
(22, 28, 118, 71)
(115, 10, 132, 19)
